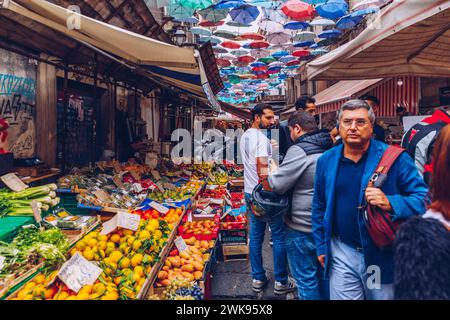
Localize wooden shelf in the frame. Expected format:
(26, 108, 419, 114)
(21, 168, 61, 184)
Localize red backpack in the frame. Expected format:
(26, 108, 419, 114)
(363, 146, 405, 249)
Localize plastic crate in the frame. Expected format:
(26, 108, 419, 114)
(219, 229, 248, 245)
(56, 191, 93, 215)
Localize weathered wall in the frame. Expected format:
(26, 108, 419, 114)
(0, 48, 37, 159)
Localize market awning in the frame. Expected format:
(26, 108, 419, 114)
(282, 78, 383, 116)
(219, 102, 251, 120)
(3, 0, 222, 98)
(307, 0, 450, 80)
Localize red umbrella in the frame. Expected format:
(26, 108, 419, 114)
(238, 55, 255, 63)
(267, 69, 281, 75)
(255, 73, 269, 79)
(216, 58, 231, 67)
(286, 60, 300, 66)
(199, 20, 225, 27)
(281, 1, 315, 21)
(292, 49, 310, 57)
(222, 41, 241, 49)
(252, 66, 268, 72)
(249, 41, 270, 49)
(239, 32, 265, 41)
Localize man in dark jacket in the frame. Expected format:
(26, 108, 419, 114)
(264, 110, 333, 300)
(312, 100, 428, 300)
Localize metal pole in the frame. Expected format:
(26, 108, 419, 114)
(61, 61, 69, 174)
(92, 53, 98, 164)
(134, 87, 138, 139)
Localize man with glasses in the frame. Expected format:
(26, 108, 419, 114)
(312, 100, 428, 300)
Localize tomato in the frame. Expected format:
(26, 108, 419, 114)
(142, 212, 152, 220)
(151, 210, 159, 219)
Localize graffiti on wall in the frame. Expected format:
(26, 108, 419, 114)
(0, 48, 37, 158)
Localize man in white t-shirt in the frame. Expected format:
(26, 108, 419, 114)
(240, 103, 296, 295)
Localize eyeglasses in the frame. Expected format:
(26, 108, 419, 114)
(341, 119, 369, 128)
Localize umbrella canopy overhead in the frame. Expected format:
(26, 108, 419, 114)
(229, 4, 261, 25)
(248, 41, 270, 49)
(231, 49, 250, 56)
(272, 50, 290, 58)
(216, 58, 232, 67)
(259, 56, 276, 64)
(293, 40, 315, 47)
(174, 16, 199, 23)
(198, 7, 229, 22)
(226, 21, 252, 27)
(307, 0, 450, 80)
(318, 29, 343, 39)
(283, 21, 310, 30)
(335, 14, 363, 29)
(184, 0, 214, 9)
(293, 31, 317, 42)
(281, 0, 316, 21)
(293, 49, 310, 57)
(250, 49, 271, 58)
(309, 18, 335, 26)
(222, 41, 242, 49)
(239, 32, 266, 41)
(190, 27, 212, 36)
(213, 46, 229, 54)
(238, 55, 256, 63)
(267, 31, 291, 45)
(351, 7, 380, 18)
(199, 20, 225, 27)
(316, 0, 348, 20)
(311, 48, 329, 56)
(214, 30, 238, 39)
(258, 19, 285, 33)
(168, 0, 196, 20)
(213, 0, 246, 9)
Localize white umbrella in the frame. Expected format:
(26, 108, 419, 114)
(352, 0, 390, 11)
(267, 32, 291, 45)
(231, 49, 250, 57)
(250, 49, 271, 58)
(262, 7, 288, 24)
(309, 18, 336, 27)
(258, 19, 284, 33)
(293, 31, 317, 42)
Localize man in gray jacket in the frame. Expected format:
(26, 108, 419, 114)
(263, 110, 333, 299)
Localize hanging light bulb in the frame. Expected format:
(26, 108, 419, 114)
(397, 78, 404, 86)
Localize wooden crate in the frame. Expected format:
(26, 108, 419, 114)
(222, 244, 249, 262)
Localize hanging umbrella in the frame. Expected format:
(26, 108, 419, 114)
(220, 67, 236, 74)
(255, 73, 269, 79)
(250, 49, 271, 58)
(252, 66, 268, 73)
(214, 47, 229, 54)
(268, 68, 281, 75)
(229, 5, 260, 25)
(352, 0, 389, 11)
(281, 1, 315, 21)
(228, 74, 241, 84)
(199, 20, 225, 27)
(309, 18, 335, 26)
(316, 0, 348, 20)
(251, 61, 267, 67)
(302, 0, 326, 4)
(233, 60, 251, 67)
(249, 0, 280, 8)
(190, 27, 212, 36)
(213, 0, 246, 9)
(311, 48, 329, 56)
(269, 61, 285, 68)
(220, 54, 237, 60)
(292, 49, 310, 57)
(318, 29, 342, 39)
(336, 14, 363, 29)
(293, 40, 315, 47)
(351, 7, 380, 17)
(238, 55, 256, 63)
(293, 31, 316, 42)
(279, 55, 296, 63)
(239, 32, 265, 41)
(168, 0, 196, 20)
(286, 59, 300, 66)
(214, 30, 237, 39)
(231, 49, 249, 56)
(283, 21, 310, 30)
(184, 0, 214, 10)
(317, 38, 338, 47)
(262, 7, 288, 24)
(198, 7, 229, 22)
(226, 21, 252, 27)
(248, 41, 270, 49)
(216, 58, 232, 67)
(267, 32, 291, 45)
(221, 41, 241, 49)
(174, 16, 199, 23)
(272, 50, 290, 58)
(199, 36, 222, 44)
(259, 56, 276, 64)
(258, 19, 285, 33)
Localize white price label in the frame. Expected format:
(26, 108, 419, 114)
(210, 198, 223, 205)
(132, 183, 144, 193)
(149, 201, 169, 214)
(57, 252, 103, 293)
(0, 173, 28, 192)
(117, 211, 140, 231)
(31, 200, 42, 224)
(0, 255, 5, 271)
(100, 215, 118, 235)
(174, 236, 188, 252)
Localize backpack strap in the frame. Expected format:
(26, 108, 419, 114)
(404, 122, 446, 159)
(369, 146, 405, 188)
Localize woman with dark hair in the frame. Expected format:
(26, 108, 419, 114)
(394, 124, 450, 300)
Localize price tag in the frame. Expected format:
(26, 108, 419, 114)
(210, 198, 223, 205)
(0, 255, 5, 271)
(151, 170, 161, 181)
(187, 211, 192, 222)
(130, 170, 141, 181)
(132, 183, 144, 193)
(113, 175, 124, 188)
(174, 236, 188, 252)
(117, 211, 140, 231)
(57, 252, 103, 293)
(31, 200, 42, 224)
(113, 161, 122, 174)
(1, 173, 28, 192)
(149, 201, 169, 214)
(155, 182, 165, 192)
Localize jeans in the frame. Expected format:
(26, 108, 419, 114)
(329, 237, 394, 300)
(285, 227, 322, 300)
(245, 193, 288, 284)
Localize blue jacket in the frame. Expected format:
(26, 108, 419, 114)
(312, 139, 429, 283)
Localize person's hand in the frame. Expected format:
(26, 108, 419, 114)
(365, 187, 393, 211)
(318, 255, 326, 268)
(269, 160, 278, 173)
(270, 139, 279, 150)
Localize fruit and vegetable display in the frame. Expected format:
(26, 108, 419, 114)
(149, 279, 203, 300)
(154, 237, 214, 288)
(133, 207, 184, 226)
(221, 214, 247, 230)
(0, 184, 60, 218)
(207, 171, 229, 185)
(147, 180, 203, 204)
(179, 219, 219, 239)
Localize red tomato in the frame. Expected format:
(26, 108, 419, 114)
(142, 212, 152, 220)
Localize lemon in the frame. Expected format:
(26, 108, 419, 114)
(66, 295, 77, 300)
(98, 235, 108, 242)
(93, 283, 106, 295)
(139, 230, 151, 240)
(134, 266, 144, 277)
(98, 241, 107, 250)
(109, 250, 123, 264)
(153, 230, 163, 241)
(131, 253, 143, 267)
(83, 250, 94, 261)
(145, 224, 156, 233)
(110, 234, 121, 244)
(119, 257, 131, 269)
(127, 236, 136, 246)
(149, 219, 159, 230)
(132, 240, 142, 252)
(79, 285, 93, 295)
(122, 229, 133, 236)
(76, 292, 90, 300)
(76, 240, 86, 251)
(24, 282, 36, 291)
(107, 241, 116, 249)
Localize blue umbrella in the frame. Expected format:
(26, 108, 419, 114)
(242, 43, 253, 50)
(229, 5, 260, 25)
(279, 55, 296, 63)
(272, 50, 289, 58)
(318, 29, 342, 39)
(311, 48, 329, 56)
(174, 16, 199, 23)
(351, 7, 380, 17)
(310, 43, 319, 49)
(336, 14, 363, 29)
(303, 0, 327, 3)
(317, 38, 338, 47)
(316, 0, 348, 20)
(293, 40, 315, 47)
(250, 62, 267, 67)
(310, 18, 335, 26)
(214, 0, 246, 9)
(283, 21, 310, 30)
